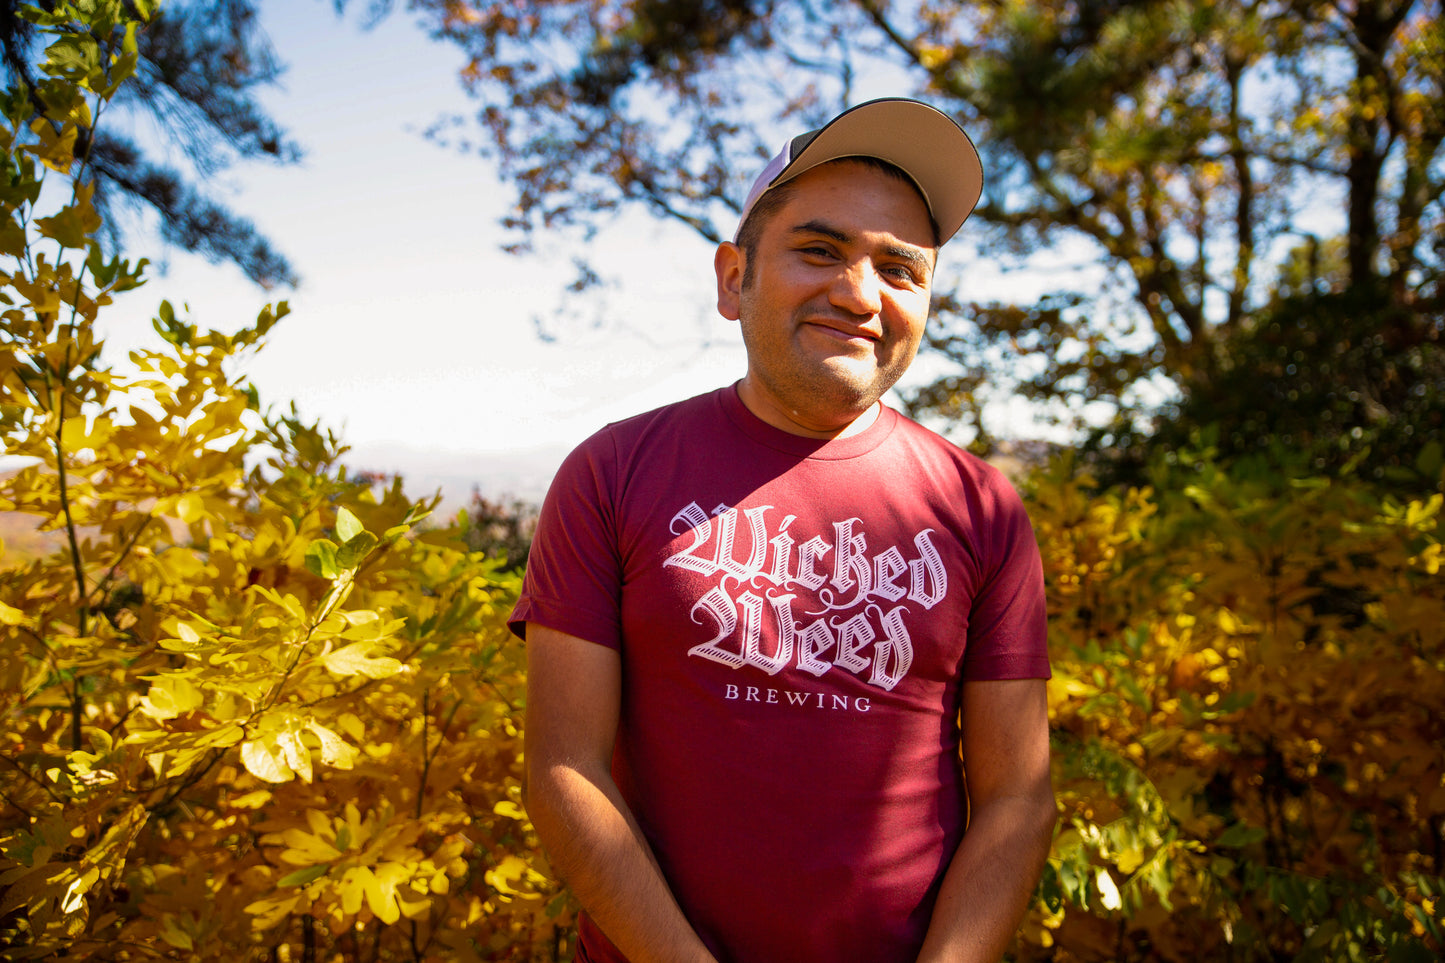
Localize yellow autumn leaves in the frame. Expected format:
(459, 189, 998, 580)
(1029, 457, 1444, 959)
(239, 713, 361, 784)
(244, 804, 468, 930)
(1, 8, 561, 958)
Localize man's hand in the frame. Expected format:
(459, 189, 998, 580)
(524, 624, 718, 963)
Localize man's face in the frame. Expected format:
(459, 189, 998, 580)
(716, 160, 936, 437)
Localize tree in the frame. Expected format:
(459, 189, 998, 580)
(404, 0, 1443, 449)
(1123, 282, 1445, 487)
(1, 0, 301, 287)
(0, 6, 566, 958)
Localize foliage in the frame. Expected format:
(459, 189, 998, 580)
(0, 5, 567, 959)
(404, 0, 1443, 447)
(1024, 447, 1444, 960)
(0, 0, 301, 286)
(455, 491, 538, 572)
(4, 6, 1442, 962)
(1098, 283, 1445, 491)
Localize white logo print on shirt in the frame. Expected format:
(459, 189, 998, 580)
(663, 502, 948, 691)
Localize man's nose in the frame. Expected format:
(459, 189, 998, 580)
(831, 260, 883, 316)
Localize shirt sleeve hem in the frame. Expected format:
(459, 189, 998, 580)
(961, 656, 1053, 681)
(508, 596, 622, 651)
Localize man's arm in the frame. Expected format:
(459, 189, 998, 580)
(523, 623, 718, 963)
(916, 678, 1057, 963)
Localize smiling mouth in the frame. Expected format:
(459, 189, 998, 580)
(803, 320, 879, 344)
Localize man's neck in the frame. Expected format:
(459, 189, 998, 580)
(735, 378, 881, 439)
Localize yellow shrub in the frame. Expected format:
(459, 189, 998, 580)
(0, 7, 568, 959)
(1024, 454, 1444, 961)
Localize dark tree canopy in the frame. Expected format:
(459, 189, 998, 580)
(1, 0, 301, 287)
(400, 0, 1443, 460)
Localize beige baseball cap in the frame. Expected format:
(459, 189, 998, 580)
(734, 97, 984, 245)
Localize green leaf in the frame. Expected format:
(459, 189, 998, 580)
(1416, 440, 1443, 480)
(43, 36, 100, 82)
(278, 864, 329, 887)
(1215, 822, 1267, 849)
(336, 531, 379, 569)
(336, 507, 363, 543)
(304, 539, 341, 580)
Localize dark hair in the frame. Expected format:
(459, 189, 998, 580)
(735, 156, 940, 287)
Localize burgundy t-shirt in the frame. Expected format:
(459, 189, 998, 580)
(511, 385, 1049, 963)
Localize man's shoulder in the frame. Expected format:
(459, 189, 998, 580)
(887, 408, 1013, 483)
(607, 385, 730, 436)
(561, 385, 733, 469)
(879, 411, 1039, 527)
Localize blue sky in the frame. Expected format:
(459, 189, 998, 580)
(100, 0, 742, 500)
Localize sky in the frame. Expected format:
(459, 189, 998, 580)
(99, 0, 745, 502)
(95, 0, 1058, 505)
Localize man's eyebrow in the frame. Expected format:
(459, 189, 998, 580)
(788, 220, 935, 274)
(788, 220, 851, 244)
(883, 243, 934, 275)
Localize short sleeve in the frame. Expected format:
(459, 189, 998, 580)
(508, 430, 625, 649)
(960, 478, 1051, 681)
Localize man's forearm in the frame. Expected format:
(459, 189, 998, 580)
(528, 762, 717, 963)
(915, 789, 1057, 963)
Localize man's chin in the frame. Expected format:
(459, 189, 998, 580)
(805, 360, 899, 408)
(801, 379, 889, 424)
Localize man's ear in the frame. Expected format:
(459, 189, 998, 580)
(714, 242, 744, 321)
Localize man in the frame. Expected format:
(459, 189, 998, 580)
(511, 98, 1055, 963)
